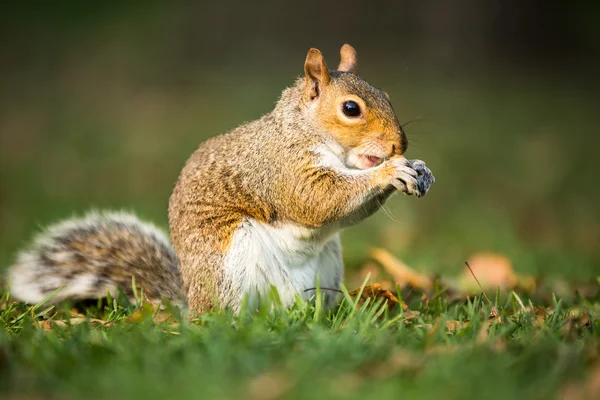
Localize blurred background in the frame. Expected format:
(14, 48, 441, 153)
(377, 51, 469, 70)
(1, 1, 599, 281)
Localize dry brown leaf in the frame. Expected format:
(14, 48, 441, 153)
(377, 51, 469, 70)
(512, 305, 591, 336)
(563, 309, 592, 338)
(445, 320, 468, 333)
(67, 317, 110, 326)
(34, 317, 110, 331)
(403, 310, 420, 320)
(532, 306, 551, 327)
(69, 309, 86, 318)
(461, 252, 517, 291)
(370, 248, 433, 290)
(420, 292, 430, 308)
(348, 283, 405, 310)
(36, 320, 55, 331)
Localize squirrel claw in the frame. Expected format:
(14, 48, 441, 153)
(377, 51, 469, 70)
(409, 159, 435, 198)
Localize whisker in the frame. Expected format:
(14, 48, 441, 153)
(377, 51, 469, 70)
(377, 198, 401, 224)
(404, 130, 432, 136)
(401, 117, 432, 128)
(362, 142, 381, 159)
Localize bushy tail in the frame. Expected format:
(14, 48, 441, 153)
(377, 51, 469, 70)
(5, 211, 184, 306)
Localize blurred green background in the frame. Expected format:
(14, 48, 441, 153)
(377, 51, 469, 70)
(1, 1, 599, 279)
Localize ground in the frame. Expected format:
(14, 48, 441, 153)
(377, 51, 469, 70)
(1, 266, 598, 400)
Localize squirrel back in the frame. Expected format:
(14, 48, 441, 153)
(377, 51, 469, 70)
(6, 211, 184, 306)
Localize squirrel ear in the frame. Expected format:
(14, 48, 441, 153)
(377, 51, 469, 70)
(337, 44, 357, 73)
(304, 48, 330, 100)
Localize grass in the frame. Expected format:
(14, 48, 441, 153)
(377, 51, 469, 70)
(1, 279, 598, 400)
(1, 7, 599, 398)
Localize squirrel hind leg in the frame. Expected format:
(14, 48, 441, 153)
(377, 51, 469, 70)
(5, 211, 183, 306)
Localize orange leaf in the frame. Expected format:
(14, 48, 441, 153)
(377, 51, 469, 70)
(403, 310, 420, 320)
(348, 283, 405, 310)
(461, 252, 517, 291)
(369, 248, 432, 290)
(445, 320, 468, 333)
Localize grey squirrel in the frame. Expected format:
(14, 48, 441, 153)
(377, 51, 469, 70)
(6, 44, 435, 313)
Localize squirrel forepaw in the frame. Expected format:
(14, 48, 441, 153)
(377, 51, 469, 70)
(384, 158, 435, 198)
(408, 159, 435, 198)
(386, 157, 420, 196)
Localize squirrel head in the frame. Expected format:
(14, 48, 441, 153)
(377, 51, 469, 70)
(301, 44, 407, 170)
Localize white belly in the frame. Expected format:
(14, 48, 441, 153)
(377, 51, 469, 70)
(221, 218, 343, 312)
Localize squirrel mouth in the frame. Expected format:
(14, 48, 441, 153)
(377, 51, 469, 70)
(357, 154, 383, 169)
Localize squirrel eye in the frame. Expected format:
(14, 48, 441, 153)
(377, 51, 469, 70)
(342, 100, 361, 118)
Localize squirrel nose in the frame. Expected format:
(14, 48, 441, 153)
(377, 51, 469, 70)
(379, 132, 406, 155)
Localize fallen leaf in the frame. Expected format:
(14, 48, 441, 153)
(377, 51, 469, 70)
(403, 310, 420, 320)
(348, 283, 404, 310)
(420, 292, 430, 308)
(33, 317, 110, 331)
(69, 309, 86, 318)
(70, 318, 111, 327)
(534, 306, 550, 326)
(445, 320, 468, 333)
(562, 309, 592, 338)
(36, 320, 55, 331)
(461, 252, 517, 291)
(370, 248, 433, 290)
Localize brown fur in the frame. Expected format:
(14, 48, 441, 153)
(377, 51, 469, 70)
(7, 212, 184, 306)
(169, 45, 412, 312)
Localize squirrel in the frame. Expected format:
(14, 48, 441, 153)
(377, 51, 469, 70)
(5, 44, 434, 313)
